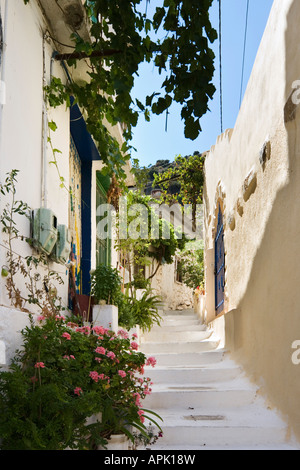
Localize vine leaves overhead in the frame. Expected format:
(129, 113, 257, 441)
(25, 0, 217, 180)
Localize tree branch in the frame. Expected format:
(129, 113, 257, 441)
(53, 49, 122, 61)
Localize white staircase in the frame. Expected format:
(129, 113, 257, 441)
(140, 310, 299, 450)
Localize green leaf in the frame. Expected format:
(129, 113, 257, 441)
(48, 121, 57, 132)
(184, 117, 201, 140)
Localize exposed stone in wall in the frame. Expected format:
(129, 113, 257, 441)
(150, 263, 194, 311)
(284, 90, 299, 123)
(259, 140, 271, 169)
(227, 211, 236, 231)
(236, 196, 244, 217)
(242, 168, 257, 202)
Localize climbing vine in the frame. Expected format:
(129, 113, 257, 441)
(24, 0, 217, 181)
(153, 152, 205, 230)
(115, 191, 187, 287)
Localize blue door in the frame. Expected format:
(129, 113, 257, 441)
(215, 205, 225, 315)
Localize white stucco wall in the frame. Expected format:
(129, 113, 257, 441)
(0, 0, 130, 364)
(0, 0, 72, 309)
(204, 0, 292, 316)
(204, 0, 300, 442)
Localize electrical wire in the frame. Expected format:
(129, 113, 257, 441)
(239, 0, 250, 108)
(218, 0, 223, 133)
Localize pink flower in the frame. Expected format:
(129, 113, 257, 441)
(37, 315, 45, 322)
(62, 332, 71, 340)
(133, 392, 141, 407)
(118, 370, 126, 378)
(89, 371, 99, 382)
(56, 315, 65, 321)
(75, 326, 90, 335)
(63, 355, 75, 360)
(132, 333, 138, 339)
(130, 341, 139, 350)
(146, 356, 157, 367)
(98, 373, 110, 382)
(93, 326, 106, 336)
(117, 329, 129, 339)
(74, 387, 83, 396)
(106, 351, 116, 360)
(95, 346, 106, 355)
(138, 410, 145, 423)
(34, 362, 45, 369)
(30, 376, 38, 383)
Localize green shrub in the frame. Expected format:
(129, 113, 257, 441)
(118, 289, 162, 332)
(90, 264, 122, 305)
(0, 314, 161, 450)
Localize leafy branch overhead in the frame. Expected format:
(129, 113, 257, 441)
(25, 0, 217, 178)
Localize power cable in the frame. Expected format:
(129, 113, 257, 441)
(218, 0, 223, 133)
(239, 0, 250, 108)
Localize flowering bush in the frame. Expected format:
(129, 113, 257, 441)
(194, 284, 205, 296)
(0, 314, 162, 450)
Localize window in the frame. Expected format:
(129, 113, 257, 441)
(175, 258, 183, 283)
(96, 171, 111, 267)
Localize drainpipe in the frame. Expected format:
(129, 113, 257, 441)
(0, 0, 9, 309)
(41, 33, 48, 208)
(0, 0, 9, 161)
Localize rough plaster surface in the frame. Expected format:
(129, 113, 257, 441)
(204, 0, 300, 443)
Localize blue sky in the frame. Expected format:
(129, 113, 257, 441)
(130, 0, 274, 167)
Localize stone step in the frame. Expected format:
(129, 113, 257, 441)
(142, 328, 212, 343)
(163, 309, 195, 316)
(152, 425, 290, 448)
(139, 309, 300, 450)
(150, 349, 227, 367)
(140, 337, 220, 354)
(161, 315, 200, 325)
(144, 362, 242, 384)
(146, 322, 207, 333)
(144, 380, 258, 410)
(146, 443, 298, 450)
(145, 396, 297, 449)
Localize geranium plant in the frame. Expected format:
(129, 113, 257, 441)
(0, 314, 162, 450)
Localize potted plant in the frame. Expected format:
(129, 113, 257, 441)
(117, 287, 162, 334)
(0, 314, 163, 450)
(90, 264, 122, 332)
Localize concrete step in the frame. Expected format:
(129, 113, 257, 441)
(145, 322, 207, 333)
(140, 337, 220, 354)
(144, 362, 242, 384)
(142, 328, 212, 343)
(139, 309, 300, 450)
(163, 309, 195, 316)
(151, 349, 227, 367)
(145, 443, 298, 450)
(145, 402, 293, 449)
(158, 318, 201, 328)
(144, 379, 258, 410)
